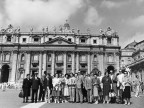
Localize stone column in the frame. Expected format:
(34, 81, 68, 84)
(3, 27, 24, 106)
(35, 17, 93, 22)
(43, 52, 47, 73)
(72, 52, 75, 73)
(0, 53, 2, 82)
(76, 52, 79, 72)
(39, 53, 42, 77)
(64, 52, 67, 75)
(25, 52, 31, 78)
(88, 53, 91, 74)
(51, 52, 55, 76)
(10, 51, 18, 83)
(115, 52, 120, 73)
(98, 52, 104, 76)
(90, 53, 93, 71)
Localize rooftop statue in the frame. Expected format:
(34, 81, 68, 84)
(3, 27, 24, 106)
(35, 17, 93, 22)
(59, 25, 63, 32)
(30, 27, 33, 33)
(46, 26, 48, 33)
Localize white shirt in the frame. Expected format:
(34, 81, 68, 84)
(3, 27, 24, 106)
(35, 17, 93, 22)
(117, 73, 124, 83)
(52, 77, 60, 87)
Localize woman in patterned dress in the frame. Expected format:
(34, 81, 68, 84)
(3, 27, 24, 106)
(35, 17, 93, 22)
(92, 73, 100, 104)
(52, 73, 61, 103)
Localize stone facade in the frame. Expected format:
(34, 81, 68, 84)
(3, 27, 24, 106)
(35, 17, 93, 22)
(0, 24, 120, 83)
(123, 40, 144, 82)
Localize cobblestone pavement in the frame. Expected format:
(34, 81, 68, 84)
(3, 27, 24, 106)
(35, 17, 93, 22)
(0, 89, 143, 108)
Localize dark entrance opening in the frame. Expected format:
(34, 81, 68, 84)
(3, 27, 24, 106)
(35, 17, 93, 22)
(1, 64, 10, 83)
(80, 70, 86, 75)
(31, 70, 38, 77)
(56, 70, 62, 77)
(107, 65, 115, 74)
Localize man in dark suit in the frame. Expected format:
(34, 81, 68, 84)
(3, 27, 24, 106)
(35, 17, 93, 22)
(39, 71, 47, 102)
(31, 72, 40, 103)
(22, 74, 31, 103)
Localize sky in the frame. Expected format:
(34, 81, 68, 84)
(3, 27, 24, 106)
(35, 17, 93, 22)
(0, 0, 144, 48)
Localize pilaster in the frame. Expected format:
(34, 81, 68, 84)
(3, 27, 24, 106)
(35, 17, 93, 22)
(51, 52, 55, 76)
(72, 52, 75, 73)
(43, 52, 47, 73)
(76, 52, 79, 72)
(25, 52, 31, 78)
(39, 52, 42, 77)
(88, 53, 91, 74)
(10, 51, 17, 83)
(64, 52, 67, 75)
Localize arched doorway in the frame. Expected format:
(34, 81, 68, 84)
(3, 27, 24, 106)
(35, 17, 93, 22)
(107, 65, 115, 74)
(1, 64, 10, 83)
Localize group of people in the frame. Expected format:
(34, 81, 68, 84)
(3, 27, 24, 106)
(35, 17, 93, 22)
(22, 69, 135, 105)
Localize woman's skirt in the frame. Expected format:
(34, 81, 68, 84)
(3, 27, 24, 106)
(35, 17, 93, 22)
(52, 87, 60, 97)
(93, 86, 98, 97)
(64, 86, 69, 96)
(123, 86, 131, 98)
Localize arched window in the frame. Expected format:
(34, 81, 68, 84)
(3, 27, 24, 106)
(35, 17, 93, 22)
(108, 54, 114, 63)
(21, 54, 25, 61)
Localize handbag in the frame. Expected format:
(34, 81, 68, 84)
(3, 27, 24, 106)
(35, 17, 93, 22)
(19, 90, 24, 98)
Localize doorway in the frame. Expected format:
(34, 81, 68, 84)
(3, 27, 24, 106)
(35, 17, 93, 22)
(1, 64, 10, 83)
(107, 65, 115, 74)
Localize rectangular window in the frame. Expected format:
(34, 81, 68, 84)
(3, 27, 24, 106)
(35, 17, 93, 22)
(4, 54, 10, 62)
(33, 55, 39, 61)
(68, 65, 71, 68)
(80, 55, 86, 62)
(47, 54, 52, 62)
(48, 65, 51, 68)
(49, 38, 52, 41)
(7, 36, 11, 42)
(34, 38, 39, 42)
(108, 54, 114, 63)
(93, 39, 97, 44)
(107, 37, 112, 44)
(22, 38, 26, 43)
(56, 54, 63, 61)
(68, 38, 71, 42)
(80, 39, 86, 43)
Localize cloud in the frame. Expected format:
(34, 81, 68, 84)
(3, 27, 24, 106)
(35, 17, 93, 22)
(127, 15, 144, 27)
(84, 6, 103, 26)
(101, 0, 123, 9)
(0, 0, 84, 30)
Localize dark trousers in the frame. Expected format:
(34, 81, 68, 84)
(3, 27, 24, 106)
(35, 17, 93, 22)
(119, 89, 124, 103)
(32, 89, 38, 102)
(39, 87, 45, 101)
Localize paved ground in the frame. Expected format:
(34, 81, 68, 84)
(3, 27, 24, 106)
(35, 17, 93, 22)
(0, 89, 144, 108)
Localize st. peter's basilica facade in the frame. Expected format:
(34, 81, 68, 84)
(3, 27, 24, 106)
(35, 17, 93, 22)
(0, 22, 120, 83)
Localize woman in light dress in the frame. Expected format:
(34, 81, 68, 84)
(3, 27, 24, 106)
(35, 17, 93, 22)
(122, 71, 132, 105)
(63, 74, 69, 102)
